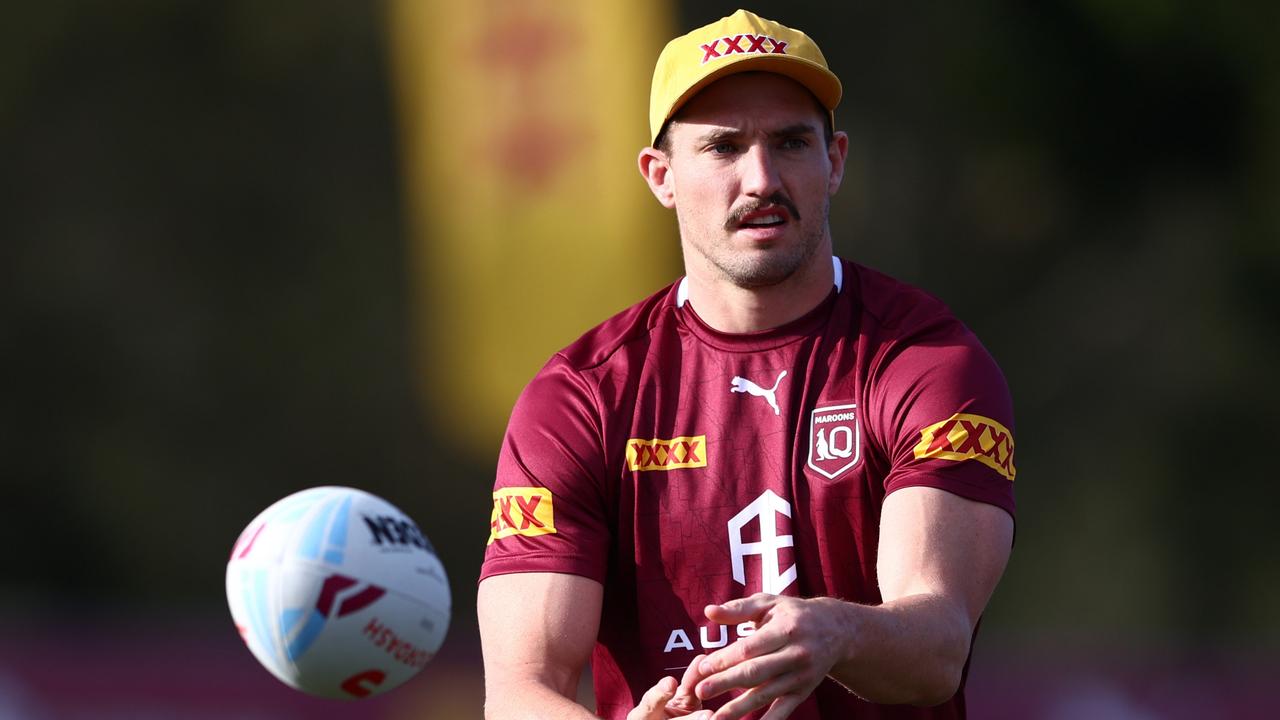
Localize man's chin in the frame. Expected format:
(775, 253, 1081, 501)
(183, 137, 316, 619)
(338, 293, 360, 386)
(720, 236, 825, 289)
(717, 255, 804, 289)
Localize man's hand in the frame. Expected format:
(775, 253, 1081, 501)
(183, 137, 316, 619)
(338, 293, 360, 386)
(693, 594, 849, 720)
(627, 656, 712, 720)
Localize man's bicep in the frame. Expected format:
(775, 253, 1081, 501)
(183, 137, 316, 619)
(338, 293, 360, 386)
(478, 572, 604, 698)
(877, 486, 1014, 626)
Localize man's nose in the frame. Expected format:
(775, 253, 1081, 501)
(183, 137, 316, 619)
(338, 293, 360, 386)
(739, 144, 782, 198)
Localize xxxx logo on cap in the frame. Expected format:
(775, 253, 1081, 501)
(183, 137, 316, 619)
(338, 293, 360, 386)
(698, 33, 790, 63)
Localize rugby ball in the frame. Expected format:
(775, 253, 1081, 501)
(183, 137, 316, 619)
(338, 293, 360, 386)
(226, 486, 451, 699)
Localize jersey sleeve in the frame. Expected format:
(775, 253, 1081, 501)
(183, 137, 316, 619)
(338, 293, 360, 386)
(479, 355, 612, 584)
(868, 313, 1017, 519)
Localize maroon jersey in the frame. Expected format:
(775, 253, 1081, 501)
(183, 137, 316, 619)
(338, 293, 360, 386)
(481, 258, 1016, 719)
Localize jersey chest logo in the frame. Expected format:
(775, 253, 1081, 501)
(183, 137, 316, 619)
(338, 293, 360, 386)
(728, 489, 796, 595)
(807, 403, 861, 480)
(730, 370, 788, 416)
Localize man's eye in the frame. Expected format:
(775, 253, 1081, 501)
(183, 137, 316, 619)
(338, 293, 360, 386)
(781, 137, 809, 150)
(711, 142, 737, 154)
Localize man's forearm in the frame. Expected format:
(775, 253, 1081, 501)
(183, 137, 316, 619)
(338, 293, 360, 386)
(484, 677, 598, 720)
(826, 593, 974, 706)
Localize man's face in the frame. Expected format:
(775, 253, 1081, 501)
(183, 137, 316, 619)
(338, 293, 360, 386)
(658, 73, 846, 289)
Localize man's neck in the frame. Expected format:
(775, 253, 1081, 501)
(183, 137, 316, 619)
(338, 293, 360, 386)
(680, 252, 839, 334)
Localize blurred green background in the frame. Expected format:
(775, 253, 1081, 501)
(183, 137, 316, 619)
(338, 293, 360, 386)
(3, 0, 1277, 717)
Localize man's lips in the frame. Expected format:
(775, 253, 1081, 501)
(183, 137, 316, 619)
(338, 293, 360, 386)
(726, 193, 801, 230)
(731, 206, 793, 229)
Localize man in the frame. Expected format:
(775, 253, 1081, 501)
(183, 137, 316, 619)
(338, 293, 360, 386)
(478, 10, 1015, 720)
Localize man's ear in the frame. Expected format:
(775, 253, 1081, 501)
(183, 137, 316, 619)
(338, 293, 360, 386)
(827, 131, 850, 196)
(638, 146, 676, 209)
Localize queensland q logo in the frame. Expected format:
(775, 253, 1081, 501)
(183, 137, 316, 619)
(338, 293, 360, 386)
(807, 403, 861, 480)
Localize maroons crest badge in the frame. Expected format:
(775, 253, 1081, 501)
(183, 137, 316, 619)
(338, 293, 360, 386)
(807, 403, 861, 480)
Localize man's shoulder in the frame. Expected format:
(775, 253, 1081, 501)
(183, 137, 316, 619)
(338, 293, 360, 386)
(552, 281, 680, 372)
(845, 259, 960, 335)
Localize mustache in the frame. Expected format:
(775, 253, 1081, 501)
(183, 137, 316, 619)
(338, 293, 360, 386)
(725, 193, 801, 229)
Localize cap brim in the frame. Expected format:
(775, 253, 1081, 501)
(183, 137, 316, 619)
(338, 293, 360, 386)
(656, 55, 842, 144)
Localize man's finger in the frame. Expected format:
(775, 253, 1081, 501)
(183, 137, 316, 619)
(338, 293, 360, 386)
(696, 649, 793, 701)
(704, 593, 777, 624)
(627, 676, 677, 720)
(708, 676, 793, 720)
(666, 655, 706, 714)
(680, 654, 708, 684)
(759, 694, 805, 720)
(696, 626, 787, 684)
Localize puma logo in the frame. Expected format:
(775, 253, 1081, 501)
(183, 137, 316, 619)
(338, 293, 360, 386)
(730, 370, 788, 416)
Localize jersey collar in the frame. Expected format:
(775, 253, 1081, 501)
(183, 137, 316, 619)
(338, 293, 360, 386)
(676, 255, 842, 308)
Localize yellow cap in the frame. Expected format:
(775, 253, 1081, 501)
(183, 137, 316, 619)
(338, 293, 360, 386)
(648, 9, 842, 145)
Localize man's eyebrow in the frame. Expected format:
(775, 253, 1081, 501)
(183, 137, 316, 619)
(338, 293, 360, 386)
(691, 123, 820, 146)
(770, 123, 819, 138)
(694, 128, 743, 145)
